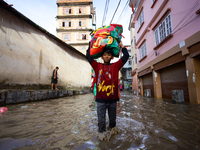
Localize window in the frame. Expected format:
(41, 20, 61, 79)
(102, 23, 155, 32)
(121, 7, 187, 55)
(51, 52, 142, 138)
(63, 8, 72, 14)
(139, 42, 147, 59)
(128, 59, 131, 65)
(132, 57, 134, 66)
(138, 10, 144, 30)
(128, 70, 132, 77)
(152, 0, 156, 4)
(63, 33, 70, 41)
(131, 41, 134, 49)
(77, 33, 88, 40)
(78, 20, 86, 27)
(134, 36, 136, 45)
(135, 54, 137, 64)
(78, 7, 86, 14)
(154, 13, 172, 46)
(61, 20, 72, 27)
(80, 46, 86, 50)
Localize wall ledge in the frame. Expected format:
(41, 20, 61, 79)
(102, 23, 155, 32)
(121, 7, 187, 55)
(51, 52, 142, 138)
(139, 55, 147, 63)
(151, 0, 158, 8)
(153, 34, 173, 50)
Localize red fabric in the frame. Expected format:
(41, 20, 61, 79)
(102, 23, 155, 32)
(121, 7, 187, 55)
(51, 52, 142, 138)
(91, 59, 123, 102)
(132, 3, 134, 13)
(118, 80, 120, 98)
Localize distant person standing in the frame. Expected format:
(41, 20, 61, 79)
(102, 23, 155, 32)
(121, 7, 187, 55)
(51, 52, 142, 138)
(130, 84, 132, 90)
(120, 83, 123, 91)
(51, 67, 59, 90)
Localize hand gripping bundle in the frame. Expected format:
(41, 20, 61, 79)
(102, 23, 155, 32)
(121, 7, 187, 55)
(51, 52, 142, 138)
(90, 24, 123, 59)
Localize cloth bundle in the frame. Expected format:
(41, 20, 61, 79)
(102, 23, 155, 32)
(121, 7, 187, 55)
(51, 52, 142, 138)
(90, 24, 123, 59)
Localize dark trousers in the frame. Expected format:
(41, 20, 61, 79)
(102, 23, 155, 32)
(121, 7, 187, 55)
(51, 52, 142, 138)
(97, 102, 117, 132)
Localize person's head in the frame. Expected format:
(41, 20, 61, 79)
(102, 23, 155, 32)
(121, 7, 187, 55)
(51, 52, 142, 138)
(56, 66, 59, 70)
(101, 48, 114, 64)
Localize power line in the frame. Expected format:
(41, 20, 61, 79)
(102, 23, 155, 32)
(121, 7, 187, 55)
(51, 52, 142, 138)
(173, 0, 199, 31)
(102, 0, 110, 27)
(119, 4, 129, 22)
(110, 0, 122, 24)
(104, 0, 110, 25)
(173, 15, 200, 34)
(102, 0, 108, 26)
(116, 0, 129, 23)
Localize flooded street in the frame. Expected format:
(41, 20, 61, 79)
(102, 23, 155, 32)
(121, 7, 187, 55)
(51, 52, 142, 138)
(0, 91, 200, 150)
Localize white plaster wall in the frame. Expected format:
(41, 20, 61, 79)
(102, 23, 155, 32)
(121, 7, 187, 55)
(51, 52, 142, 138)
(0, 8, 91, 88)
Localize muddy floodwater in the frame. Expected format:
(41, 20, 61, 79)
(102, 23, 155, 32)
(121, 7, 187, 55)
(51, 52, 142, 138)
(0, 91, 200, 150)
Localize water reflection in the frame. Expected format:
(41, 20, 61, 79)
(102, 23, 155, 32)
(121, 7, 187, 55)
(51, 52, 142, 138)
(0, 91, 200, 150)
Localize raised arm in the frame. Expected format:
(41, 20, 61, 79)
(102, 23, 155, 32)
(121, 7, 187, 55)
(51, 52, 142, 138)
(119, 41, 129, 64)
(86, 43, 93, 64)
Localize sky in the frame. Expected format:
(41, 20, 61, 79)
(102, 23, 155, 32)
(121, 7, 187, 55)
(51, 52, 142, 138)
(5, 0, 132, 45)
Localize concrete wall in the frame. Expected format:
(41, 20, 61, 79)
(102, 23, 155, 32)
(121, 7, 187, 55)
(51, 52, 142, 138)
(0, 7, 91, 90)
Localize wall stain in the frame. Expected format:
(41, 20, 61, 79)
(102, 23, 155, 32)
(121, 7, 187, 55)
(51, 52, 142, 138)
(28, 53, 32, 59)
(39, 49, 43, 81)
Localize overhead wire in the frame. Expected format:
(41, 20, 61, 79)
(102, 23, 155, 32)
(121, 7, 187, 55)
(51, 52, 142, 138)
(173, 15, 200, 34)
(102, 0, 110, 27)
(102, 0, 107, 26)
(110, 0, 122, 24)
(116, 0, 129, 23)
(104, 0, 110, 25)
(173, 0, 199, 31)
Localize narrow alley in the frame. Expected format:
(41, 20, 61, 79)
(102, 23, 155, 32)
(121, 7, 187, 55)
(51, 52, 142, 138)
(0, 91, 200, 150)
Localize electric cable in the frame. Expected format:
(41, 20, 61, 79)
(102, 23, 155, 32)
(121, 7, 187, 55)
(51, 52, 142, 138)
(104, 0, 110, 25)
(119, 4, 129, 22)
(173, 0, 199, 31)
(102, 0, 109, 27)
(173, 15, 200, 34)
(116, 0, 129, 23)
(102, 0, 107, 26)
(110, 0, 122, 24)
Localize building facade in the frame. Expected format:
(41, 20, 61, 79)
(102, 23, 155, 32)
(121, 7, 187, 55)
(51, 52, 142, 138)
(0, 0, 91, 90)
(129, 14, 138, 95)
(121, 46, 132, 90)
(129, 0, 200, 103)
(56, 0, 96, 54)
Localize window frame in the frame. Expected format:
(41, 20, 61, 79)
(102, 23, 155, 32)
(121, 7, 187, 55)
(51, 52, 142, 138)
(139, 42, 147, 60)
(78, 7, 86, 14)
(61, 20, 72, 27)
(135, 54, 137, 64)
(128, 70, 132, 77)
(128, 59, 131, 65)
(77, 33, 88, 40)
(78, 20, 86, 27)
(63, 33, 71, 41)
(131, 41, 134, 49)
(154, 13, 173, 46)
(138, 10, 144, 30)
(63, 7, 72, 14)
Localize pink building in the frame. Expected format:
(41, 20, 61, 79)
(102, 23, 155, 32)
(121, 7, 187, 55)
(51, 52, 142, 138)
(129, 0, 200, 103)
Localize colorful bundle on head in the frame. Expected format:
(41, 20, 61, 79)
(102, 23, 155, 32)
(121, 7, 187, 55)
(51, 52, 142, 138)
(90, 24, 123, 59)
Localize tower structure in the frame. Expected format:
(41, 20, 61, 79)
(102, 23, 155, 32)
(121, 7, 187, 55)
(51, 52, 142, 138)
(56, 0, 96, 54)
